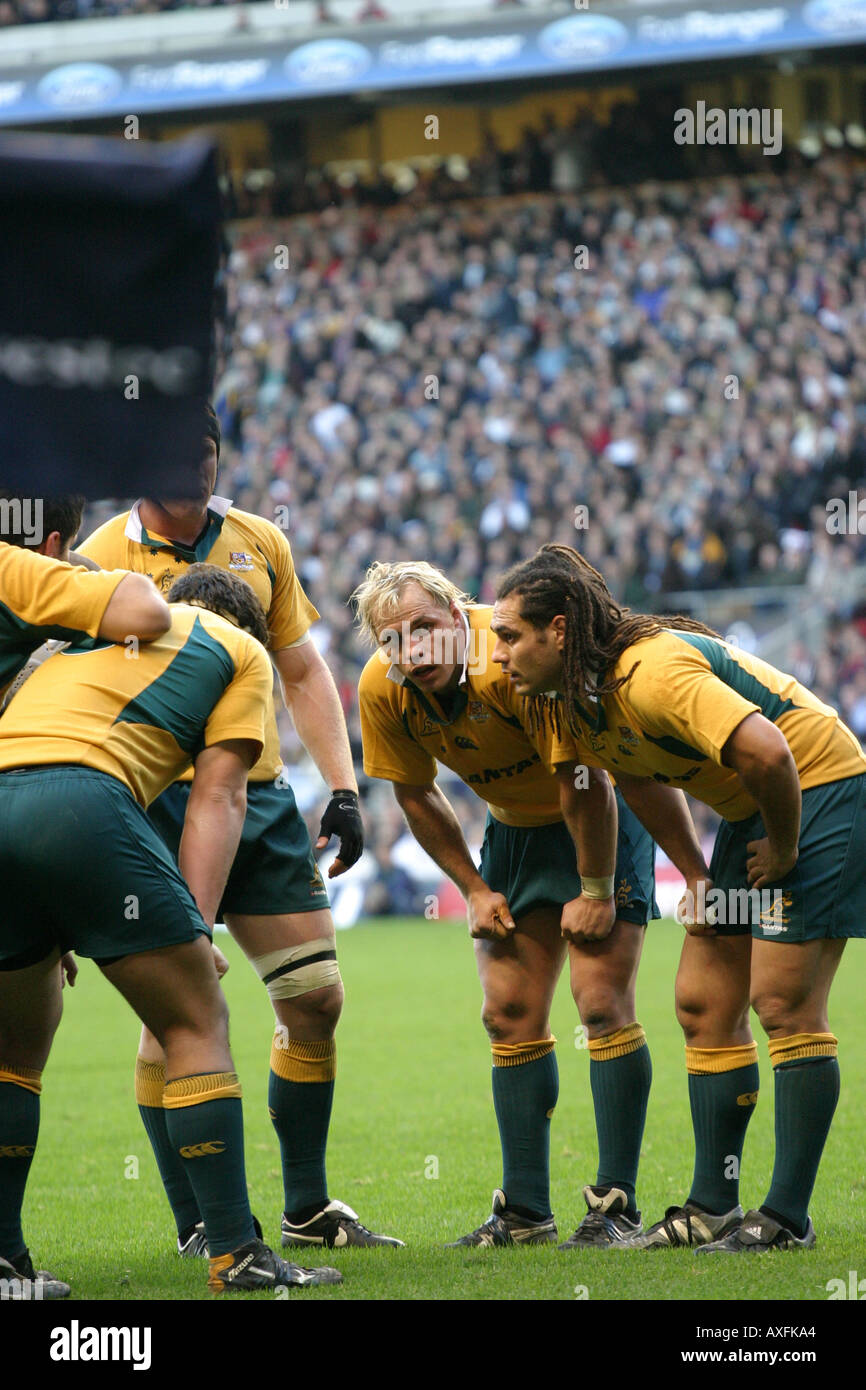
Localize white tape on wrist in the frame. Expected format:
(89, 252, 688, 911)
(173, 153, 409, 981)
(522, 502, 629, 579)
(581, 875, 615, 900)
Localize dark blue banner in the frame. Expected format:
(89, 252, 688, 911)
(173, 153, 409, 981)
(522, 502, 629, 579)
(0, 134, 221, 498)
(0, 2, 862, 125)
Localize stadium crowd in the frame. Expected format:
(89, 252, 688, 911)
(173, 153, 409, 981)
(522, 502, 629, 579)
(0, 0, 522, 28)
(81, 150, 866, 914)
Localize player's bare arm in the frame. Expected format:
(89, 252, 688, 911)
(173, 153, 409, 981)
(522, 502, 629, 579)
(393, 781, 516, 940)
(721, 711, 802, 888)
(178, 739, 260, 929)
(99, 574, 171, 645)
(273, 640, 360, 878)
(603, 771, 717, 936)
(556, 764, 618, 945)
(68, 551, 101, 572)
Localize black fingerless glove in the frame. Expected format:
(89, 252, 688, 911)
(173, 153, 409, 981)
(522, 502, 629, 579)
(317, 789, 364, 868)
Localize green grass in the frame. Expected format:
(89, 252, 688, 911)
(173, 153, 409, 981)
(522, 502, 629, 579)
(25, 918, 866, 1302)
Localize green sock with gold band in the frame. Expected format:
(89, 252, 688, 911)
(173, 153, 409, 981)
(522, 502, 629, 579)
(269, 1037, 335, 1223)
(686, 1043, 760, 1214)
(163, 1071, 255, 1258)
(0, 1064, 41, 1259)
(762, 1033, 839, 1238)
(588, 1023, 651, 1213)
(491, 1038, 558, 1221)
(135, 1057, 202, 1238)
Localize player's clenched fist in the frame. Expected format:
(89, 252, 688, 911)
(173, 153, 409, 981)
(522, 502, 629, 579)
(468, 887, 516, 940)
(561, 895, 616, 944)
(677, 876, 718, 936)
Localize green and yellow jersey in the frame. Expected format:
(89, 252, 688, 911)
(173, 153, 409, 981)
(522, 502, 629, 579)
(79, 497, 319, 782)
(543, 629, 866, 822)
(359, 606, 561, 827)
(0, 541, 128, 691)
(0, 603, 272, 808)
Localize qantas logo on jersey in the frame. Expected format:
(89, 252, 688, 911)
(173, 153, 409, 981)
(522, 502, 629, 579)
(465, 753, 541, 786)
(229, 551, 255, 571)
(468, 701, 491, 723)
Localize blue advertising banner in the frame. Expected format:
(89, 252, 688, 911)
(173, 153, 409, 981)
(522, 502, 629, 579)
(0, 1, 862, 125)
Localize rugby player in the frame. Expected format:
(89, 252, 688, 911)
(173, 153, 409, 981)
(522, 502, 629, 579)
(491, 543, 866, 1253)
(80, 407, 401, 1253)
(0, 563, 342, 1295)
(1, 495, 169, 695)
(354, 560, 661, 1248)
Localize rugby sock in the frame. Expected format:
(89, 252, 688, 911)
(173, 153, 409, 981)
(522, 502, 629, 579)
(491, 1038, 558, 1221)
(761, 1034, 840, 1238)
(0, 1064, 41, 1260)
(588, 1023, 651, 1214)
(135, 1057, 202, 1238)
(685, 1044, 760, 1214)
(163, 1072, 256, 1258)
(269, 1037, 335, 1221)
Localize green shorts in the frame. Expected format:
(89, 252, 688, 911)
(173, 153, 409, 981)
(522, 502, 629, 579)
(0, 766, 209, 968)
(479, 787, 658, 926)
(148, 777, 330, 920)
(709, 772, 866, 941)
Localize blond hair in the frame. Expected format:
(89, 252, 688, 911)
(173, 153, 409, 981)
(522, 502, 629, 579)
(352, 560, 472, 646)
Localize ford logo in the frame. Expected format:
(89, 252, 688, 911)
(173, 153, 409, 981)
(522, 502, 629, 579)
(37, 63, 123, 110)
(803, 0, 866, 34)
(284, 40, 372, 87)
(537, 15, 629, 63)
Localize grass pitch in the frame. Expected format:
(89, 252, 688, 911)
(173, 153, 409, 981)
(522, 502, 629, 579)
(26, 918, 866, 1304)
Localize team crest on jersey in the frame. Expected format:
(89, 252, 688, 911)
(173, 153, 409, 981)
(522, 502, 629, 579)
(229, 551, 255, 571)
(618, 725, 639, 745)
(468, 701, 490, 723)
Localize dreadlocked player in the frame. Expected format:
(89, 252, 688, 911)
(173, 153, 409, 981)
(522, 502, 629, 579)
(491, 544, 866, 1254)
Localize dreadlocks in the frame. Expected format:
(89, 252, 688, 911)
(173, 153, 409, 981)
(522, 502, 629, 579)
(497, 544, 720, 737)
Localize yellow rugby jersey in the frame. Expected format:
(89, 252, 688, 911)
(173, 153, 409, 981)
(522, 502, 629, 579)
(359, 606, 561, 828)
(542, 628, 866, 822)
(0, 542, 128, 690)
(0, 603, 272, 808)
(80, 497, 319, 782)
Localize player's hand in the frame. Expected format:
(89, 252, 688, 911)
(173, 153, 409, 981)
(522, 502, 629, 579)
(212, 943, 230, 978)
(677, 876, 718, 936)
(561, 895, 615, 944)
(746, 839, 797, 890)
(316, 790, 364, 878)
(467, 887, 516, 940)
(60, 952, 78, 988)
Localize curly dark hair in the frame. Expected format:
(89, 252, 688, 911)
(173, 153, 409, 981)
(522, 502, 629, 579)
(497, 543, 719, 736)
(0, 490, 85, 550)
(167, 563, 269, 647)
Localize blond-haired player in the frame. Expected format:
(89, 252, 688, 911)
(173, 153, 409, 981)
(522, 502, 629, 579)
(355, 560, 660, 1248)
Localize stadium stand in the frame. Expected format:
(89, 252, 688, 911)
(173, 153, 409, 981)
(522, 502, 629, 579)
(82, 146, 866, 915)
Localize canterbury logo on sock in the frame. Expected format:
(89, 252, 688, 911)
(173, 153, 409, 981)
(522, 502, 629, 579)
(179, 1140, 226, 1158)
(737, 1091, 759, 1106)
(0, 1144, 35, 1157)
